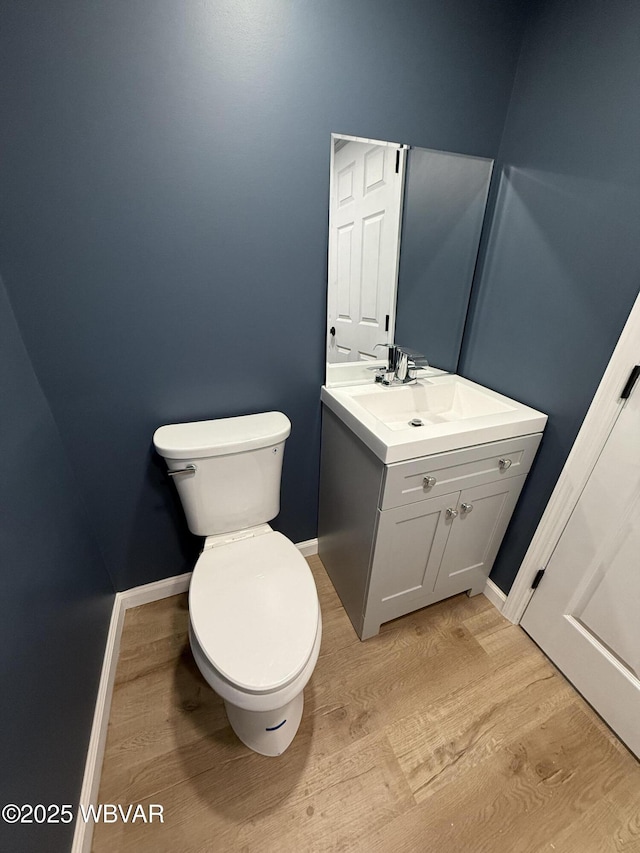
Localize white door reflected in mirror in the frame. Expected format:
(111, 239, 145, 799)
(327, 136, 405, 365)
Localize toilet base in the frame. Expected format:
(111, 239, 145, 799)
(224, 692, 304, 757)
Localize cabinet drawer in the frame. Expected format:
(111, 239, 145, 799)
(380, 433, 542, 510)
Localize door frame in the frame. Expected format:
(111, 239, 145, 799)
(503, 287, 640, 623)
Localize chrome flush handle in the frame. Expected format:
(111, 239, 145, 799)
(167, 464, 197, 477)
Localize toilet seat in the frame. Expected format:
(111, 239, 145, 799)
(189, 532, 319, 694)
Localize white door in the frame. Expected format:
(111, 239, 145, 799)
(521, 369, 640, 757)
(327, 139, 404, 363)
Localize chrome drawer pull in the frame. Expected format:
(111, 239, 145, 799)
(423, 476, 437, 488)
(461, 502, 473, 513)
(499, 458, 512, 470)
(168, 464, 197, 477)
(446, 507, 458, 520)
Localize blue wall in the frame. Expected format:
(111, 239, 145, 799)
(396, 147, 493, 371)
(0, 0, 528, 592)
(461, 0, 640, 592)
(0, 278, 114, 853)
(3, 3, 640, 847)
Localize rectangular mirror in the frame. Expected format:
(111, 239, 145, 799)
(326, 133, 493, 387)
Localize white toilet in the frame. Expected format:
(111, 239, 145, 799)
(153, 411, 321, 757)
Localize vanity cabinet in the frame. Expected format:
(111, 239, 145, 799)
(318, 406, 542, 639)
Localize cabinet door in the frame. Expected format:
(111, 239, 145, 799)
(363, 492, 457, 635)
(433, 475, 527, 595)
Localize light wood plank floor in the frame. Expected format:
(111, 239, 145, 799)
(93, 556, 640, 852)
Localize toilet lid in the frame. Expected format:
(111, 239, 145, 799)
(189, 532, 319, 693)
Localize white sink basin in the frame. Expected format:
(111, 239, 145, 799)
(352, 380, 515, 429)
(321, 374, 547, 463)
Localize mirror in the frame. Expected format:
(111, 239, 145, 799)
(326, 133, 493, 386)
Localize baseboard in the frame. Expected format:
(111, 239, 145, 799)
(118, 571, 192, 609)
(71, 594, 126, 853)
(72, 535, 320, 851)
(296, 537, 319, 557)
(483, 578, 507, 613)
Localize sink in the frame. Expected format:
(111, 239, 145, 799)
(352, 380, 514, 430)
(321, 374, 547, 463)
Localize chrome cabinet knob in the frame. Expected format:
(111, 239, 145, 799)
(423, 476, 437, 488)
(446, 507, 458, 519)
(461, 502, 473, 513)
(499, 458, 512, 470)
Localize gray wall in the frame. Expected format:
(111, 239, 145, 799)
(461, 0, 640, 592)
(0, 278, 114, 853)
(0, 0, 529, 592)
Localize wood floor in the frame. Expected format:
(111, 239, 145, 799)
(93, 556, 640, 852)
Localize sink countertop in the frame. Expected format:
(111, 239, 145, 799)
(321, 374, 548, 464)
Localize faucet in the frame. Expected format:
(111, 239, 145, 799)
(374, 343, 428, 386)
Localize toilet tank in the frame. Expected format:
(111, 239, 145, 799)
(153, 412, 291, 537)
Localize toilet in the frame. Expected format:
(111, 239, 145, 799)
(153, 411, 321, 756)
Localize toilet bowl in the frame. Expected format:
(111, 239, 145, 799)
(153, 412, 321, 756)
(189, 527, 321, 755)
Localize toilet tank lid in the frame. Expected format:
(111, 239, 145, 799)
(153, 412, 291, 460)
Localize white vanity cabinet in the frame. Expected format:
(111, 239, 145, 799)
(318, 406, 542, 639)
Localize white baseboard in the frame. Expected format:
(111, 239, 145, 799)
(118, 571, 192, 609)
(71, 535, 320, 852)
(71, 595, 126, 853)
(295, 537, 319, 557)
(483, 578, 507, 613)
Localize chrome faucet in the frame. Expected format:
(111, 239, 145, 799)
(374, 343, 428, 386)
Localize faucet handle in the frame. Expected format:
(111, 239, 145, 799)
(397, 345, 429, 376)
(395, 345, 424, 360)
